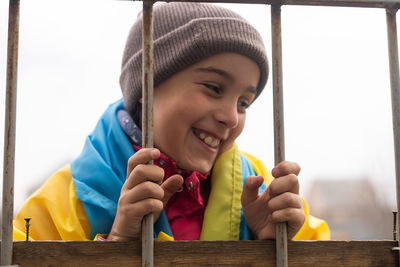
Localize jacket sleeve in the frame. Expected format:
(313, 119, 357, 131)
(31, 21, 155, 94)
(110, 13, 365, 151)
(292, 198, 330, 240)
(241, 151, 331, 241)
(13, 165, 91, 240)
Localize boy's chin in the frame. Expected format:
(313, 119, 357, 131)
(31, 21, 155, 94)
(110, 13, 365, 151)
(196, 165, 213, 175)
(178, 160, 213, 175)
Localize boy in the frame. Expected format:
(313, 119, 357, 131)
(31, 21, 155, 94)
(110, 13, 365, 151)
(13, 2, 329, 241)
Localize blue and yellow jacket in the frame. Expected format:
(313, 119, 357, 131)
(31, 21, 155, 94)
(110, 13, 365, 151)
(13, 100, 330, 241)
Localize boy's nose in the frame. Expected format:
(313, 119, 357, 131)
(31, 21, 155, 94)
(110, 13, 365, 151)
(214, 102, 239, 129)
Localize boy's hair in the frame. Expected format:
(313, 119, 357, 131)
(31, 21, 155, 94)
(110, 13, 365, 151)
(120, 2, 269, 119)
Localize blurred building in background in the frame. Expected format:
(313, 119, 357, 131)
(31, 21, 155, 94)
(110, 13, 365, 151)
(307, 178, 393, 240)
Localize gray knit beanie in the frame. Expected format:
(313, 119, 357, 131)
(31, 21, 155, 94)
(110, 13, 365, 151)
(120, 2, 269, 117)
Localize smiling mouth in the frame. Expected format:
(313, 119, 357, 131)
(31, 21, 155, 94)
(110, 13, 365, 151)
(193, 128, 221, 148)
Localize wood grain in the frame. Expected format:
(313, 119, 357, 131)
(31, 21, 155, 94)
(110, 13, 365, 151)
(4, 240, 397, 266)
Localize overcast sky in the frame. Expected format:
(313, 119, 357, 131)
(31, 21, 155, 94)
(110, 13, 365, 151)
(0, 0, 397, 212)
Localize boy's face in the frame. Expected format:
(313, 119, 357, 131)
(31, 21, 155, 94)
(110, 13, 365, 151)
(153, 52, 260, 174)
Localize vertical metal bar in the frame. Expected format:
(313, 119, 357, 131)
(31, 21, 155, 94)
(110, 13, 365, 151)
(394, 211, 398, 241)
(386, 8, 400, 265)
(271, 3, 288, 267)
(141, 1, 154, 267)
(1, 0, 20, 266)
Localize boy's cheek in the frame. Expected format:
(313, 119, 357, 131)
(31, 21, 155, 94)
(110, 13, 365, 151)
(219, 141, 235, 155)
(219, 121, 245, 154)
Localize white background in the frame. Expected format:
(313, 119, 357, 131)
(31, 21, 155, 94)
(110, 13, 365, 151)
(0, 0, 396, 213)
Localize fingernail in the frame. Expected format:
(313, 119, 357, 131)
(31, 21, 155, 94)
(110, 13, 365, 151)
(249, 176, 262, 185)
(151, 149, 159, 157)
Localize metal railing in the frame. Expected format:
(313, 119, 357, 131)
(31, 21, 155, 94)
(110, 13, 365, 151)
(141, 1, 155, 266)
(2, 0, 20, 266)
(2, 0, 400, 266)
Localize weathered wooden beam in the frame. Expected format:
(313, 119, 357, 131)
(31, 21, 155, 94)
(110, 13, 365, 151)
(7, 240, 398, 266)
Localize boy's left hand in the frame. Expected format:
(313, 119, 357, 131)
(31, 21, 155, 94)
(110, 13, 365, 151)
(241, 161, 305, 240)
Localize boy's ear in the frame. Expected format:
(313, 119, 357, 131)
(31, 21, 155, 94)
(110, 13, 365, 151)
(138, 98, 143, 104)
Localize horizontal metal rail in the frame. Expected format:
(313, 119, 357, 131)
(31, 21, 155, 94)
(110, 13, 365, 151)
(121, 0, 400, 9)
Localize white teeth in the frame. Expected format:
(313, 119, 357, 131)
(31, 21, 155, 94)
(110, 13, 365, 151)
(195, 130, 220, 148)
(204, 136, 213, 145)
(211, 139, 220, 147)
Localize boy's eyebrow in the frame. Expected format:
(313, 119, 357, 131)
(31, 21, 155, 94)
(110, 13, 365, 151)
(195, 67, 258, 93)
(246, 86, 257, 94)
(195, 67, 235, 83)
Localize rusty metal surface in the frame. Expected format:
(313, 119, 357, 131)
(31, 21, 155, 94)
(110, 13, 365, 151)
(2, 0, 20, 266)
(121, 0, 400, 9)
(276, 222, 288, 267)
(271, 4, 285, 167)
(141, 1, 154, 267)
(271, 4, 288, 267)
(386, 8, 400, 266)
(393, 211, 398, 241)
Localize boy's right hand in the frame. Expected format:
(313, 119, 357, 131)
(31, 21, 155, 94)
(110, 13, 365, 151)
(108, 148, 183, 241)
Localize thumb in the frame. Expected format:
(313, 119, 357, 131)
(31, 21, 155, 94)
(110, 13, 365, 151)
(161, 174, 184, 206)
(241, 176, 264, 206)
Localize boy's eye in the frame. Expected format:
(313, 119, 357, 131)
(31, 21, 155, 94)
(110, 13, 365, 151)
(203, 83, 221, 94)
(238, 100, 250, 110)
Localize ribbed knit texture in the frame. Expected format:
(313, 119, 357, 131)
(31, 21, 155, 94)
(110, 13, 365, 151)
(120, 2, 269, 116)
